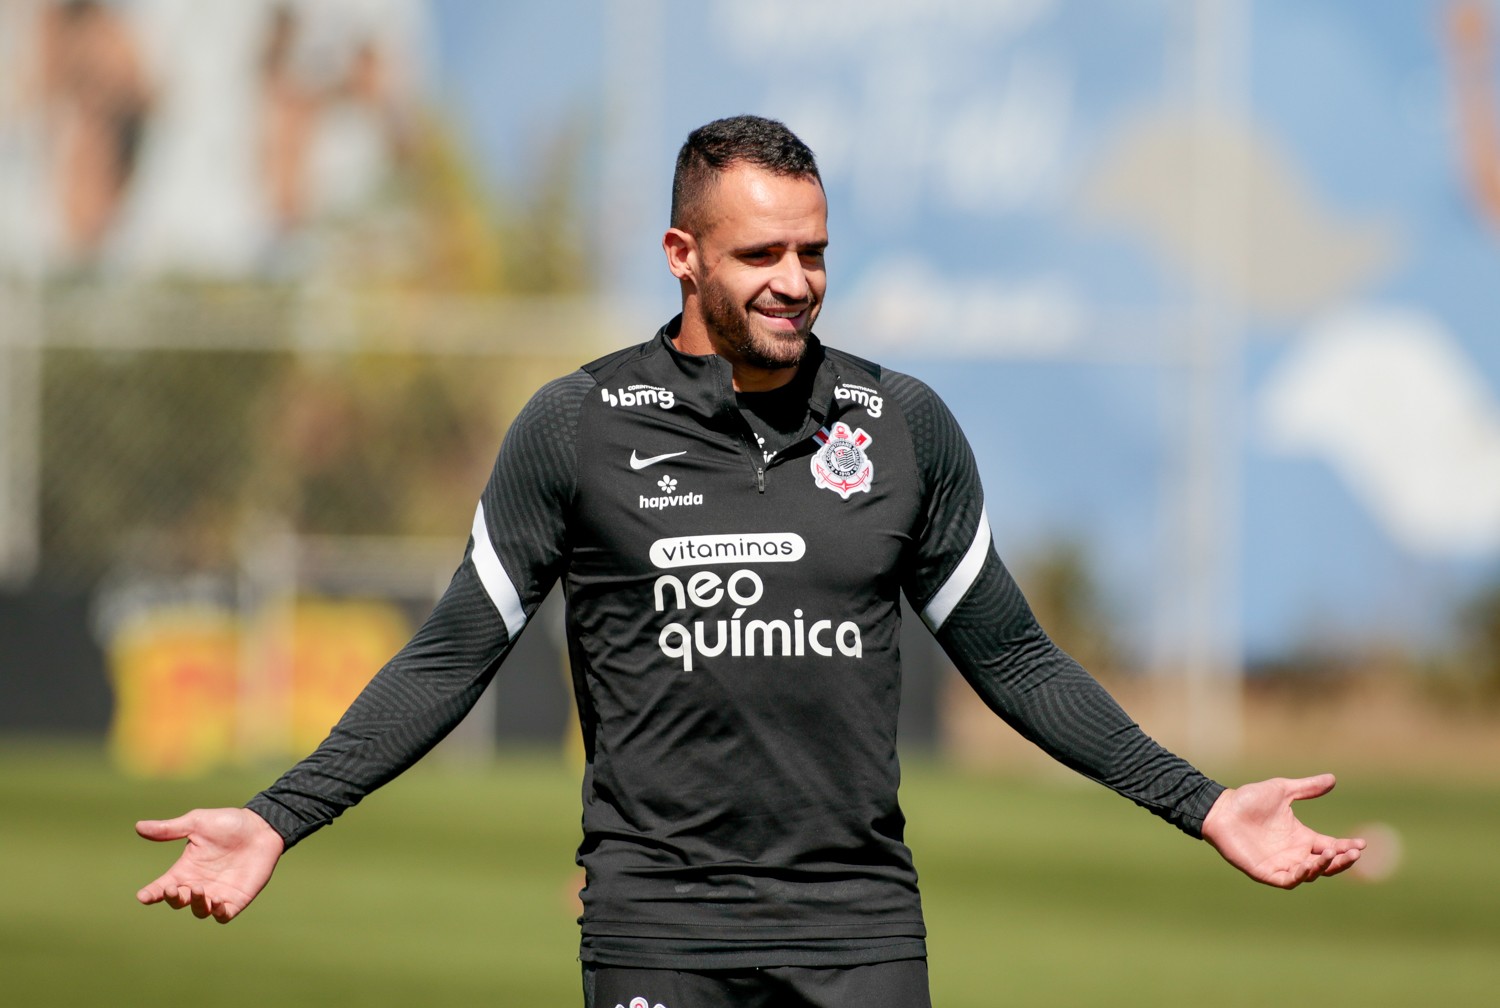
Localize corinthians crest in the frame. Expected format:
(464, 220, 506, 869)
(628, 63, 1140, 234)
(810, 422, 874, 499)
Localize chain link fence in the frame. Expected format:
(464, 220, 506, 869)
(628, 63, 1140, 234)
(13, 283, 614, 583)
(1, 280, 627, 769)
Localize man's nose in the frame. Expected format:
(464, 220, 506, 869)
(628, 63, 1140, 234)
(769, 252, 810, 301)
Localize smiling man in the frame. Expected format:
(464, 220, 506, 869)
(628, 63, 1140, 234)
(137, 116, 1365, 1008)
(665, 122, 828, 382)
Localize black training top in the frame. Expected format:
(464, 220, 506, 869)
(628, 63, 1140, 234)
(246, 319, 1224, 969)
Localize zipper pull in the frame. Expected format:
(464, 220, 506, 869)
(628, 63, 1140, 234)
(755, 466, 766, 493)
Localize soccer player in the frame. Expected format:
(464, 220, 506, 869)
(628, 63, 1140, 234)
(137, 115, 1365, 1008)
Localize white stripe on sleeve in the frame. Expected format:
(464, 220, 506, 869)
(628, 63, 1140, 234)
(470, 501, 527, 641)
(921, 505, 991, 632)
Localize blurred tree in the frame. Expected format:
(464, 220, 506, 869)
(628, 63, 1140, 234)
(36, 109, 598, 585)
(263, 353, 503, 537)
(334, 111, 595, 296)
(1455, 576, 1500, 701)
(250, 110, 598, 536)
(42, 340, 290, 583)
(488, 119, 594, 295)
(1013, 537, 1127, 678)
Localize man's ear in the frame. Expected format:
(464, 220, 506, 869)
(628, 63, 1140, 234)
(663, 227, 697, 282)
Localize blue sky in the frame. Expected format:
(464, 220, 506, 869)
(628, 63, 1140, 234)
(426, 0, 1500, 664)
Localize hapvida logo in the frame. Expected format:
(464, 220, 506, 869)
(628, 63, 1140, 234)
(639, 473, 703, 510)
(601, 384, 676, 409)
(615, 998, 667, 1008)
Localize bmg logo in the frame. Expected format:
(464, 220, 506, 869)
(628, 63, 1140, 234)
(834, 383, 883, 417)
(601, 385, 676, 410)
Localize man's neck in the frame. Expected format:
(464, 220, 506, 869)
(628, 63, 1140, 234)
(671, 317, 799, 393)
(728, 364, 798, 393)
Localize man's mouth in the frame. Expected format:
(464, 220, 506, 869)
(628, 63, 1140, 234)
(753, 304, 811, 330)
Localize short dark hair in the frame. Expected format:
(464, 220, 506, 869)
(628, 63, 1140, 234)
(670, 115, 822, 233)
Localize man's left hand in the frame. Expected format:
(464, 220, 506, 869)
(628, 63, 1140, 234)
(1201, 774, 1366, 889)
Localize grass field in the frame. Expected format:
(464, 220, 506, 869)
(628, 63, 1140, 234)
(2, 739, 1495, 1007)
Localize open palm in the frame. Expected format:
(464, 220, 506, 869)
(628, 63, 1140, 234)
(136, 808, 285, 923)
(1201, 774, 1365, 889)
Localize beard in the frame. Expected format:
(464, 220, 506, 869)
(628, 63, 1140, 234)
(698, 275, 816, 372)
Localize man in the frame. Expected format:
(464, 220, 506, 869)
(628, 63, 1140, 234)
(137, 116, 1365, 1008)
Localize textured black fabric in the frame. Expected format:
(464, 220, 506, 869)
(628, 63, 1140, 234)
(881, 370, 986, 609)
(583, 959, 931, 1008)
(935, 551, 1221, 834)
(566, 327, 925, 962)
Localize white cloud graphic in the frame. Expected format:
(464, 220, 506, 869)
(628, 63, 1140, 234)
(1261, 306, 1500, 556)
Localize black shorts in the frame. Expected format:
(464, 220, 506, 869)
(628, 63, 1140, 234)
(582, 959, 931, 1008)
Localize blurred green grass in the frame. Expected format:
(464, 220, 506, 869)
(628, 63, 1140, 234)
(2, 739, 1494, 1007)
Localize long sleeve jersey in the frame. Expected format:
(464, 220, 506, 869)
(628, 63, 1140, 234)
(247, 319, 1224, 969)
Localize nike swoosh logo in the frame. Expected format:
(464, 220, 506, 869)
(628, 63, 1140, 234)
(630, 449, 687, 470)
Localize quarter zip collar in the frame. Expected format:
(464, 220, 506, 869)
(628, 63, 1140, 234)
(652, 315, 841, 436)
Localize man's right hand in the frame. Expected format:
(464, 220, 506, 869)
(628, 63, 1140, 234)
(135, 808, 285, 923)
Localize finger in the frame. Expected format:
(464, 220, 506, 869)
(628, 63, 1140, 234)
(1269, 868, 1304, 890)
(189, 887, 213, 919)
(137, 878, 171, 905)
(1289, 857, 1321, 887)
(135, 816, 194, 842)
(1284, 774, 1337, 802)
(1304, 830, 1342, 852)
(138, 864, 204, 906)
(1322, 847, 1363, 877)
(1290, 848, 1336, 888)
(213, 900, 241, 924)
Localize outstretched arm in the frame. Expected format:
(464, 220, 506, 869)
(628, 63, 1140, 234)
(135, 808, 285, 923)
(1201, 774, 1365, 888)
(134, 374, 589, 921)
(892, 372, 1224, 835)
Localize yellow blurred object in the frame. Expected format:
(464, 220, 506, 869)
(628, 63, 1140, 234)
(107, 596, 411, 777)
(277, 598, 411, 754)
(107, 606, 239, 778)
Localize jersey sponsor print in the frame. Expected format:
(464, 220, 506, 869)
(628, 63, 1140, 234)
(649, 531, 861, 671)
(601, 384, 676, 409)
(638, 472, 703, 510)
(834, 381, 884, 417)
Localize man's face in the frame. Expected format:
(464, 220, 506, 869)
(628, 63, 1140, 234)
(681, 165, 828, 374)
